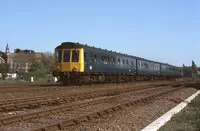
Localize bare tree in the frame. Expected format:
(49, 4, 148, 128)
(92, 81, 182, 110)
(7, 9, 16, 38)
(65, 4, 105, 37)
(0, 63, 10, 80)
(11, 52, 37, 73)
(40, 52, 53, 74)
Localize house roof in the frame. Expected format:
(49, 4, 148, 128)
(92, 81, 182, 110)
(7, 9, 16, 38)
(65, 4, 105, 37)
(0, 51, 5, 56)
(0, 56, 5, 63)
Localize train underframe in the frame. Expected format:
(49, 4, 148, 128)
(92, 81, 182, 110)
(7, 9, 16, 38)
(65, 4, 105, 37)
(53, 71, 180, 85)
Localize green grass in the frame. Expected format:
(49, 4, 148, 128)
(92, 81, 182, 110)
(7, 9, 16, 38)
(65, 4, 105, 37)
(159, 94, 200, 131)
(0, 79, 30, 84)
(0, 77, 52, 84)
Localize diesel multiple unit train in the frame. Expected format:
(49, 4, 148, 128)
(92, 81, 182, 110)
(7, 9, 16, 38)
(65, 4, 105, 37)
(52, 42, 182, 85)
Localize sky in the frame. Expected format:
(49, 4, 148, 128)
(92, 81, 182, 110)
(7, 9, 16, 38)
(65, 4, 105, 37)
(0, 0, 199, 67)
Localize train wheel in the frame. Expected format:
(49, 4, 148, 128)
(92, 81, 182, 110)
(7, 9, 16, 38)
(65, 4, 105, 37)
(77, 79, 82, 86)
(89, 80, 93, 85)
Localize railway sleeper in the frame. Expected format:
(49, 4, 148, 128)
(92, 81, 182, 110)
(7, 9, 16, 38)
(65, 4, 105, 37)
(30, 87, 183, 131)
(42, 123, 62, 131)
(55, 99, 65, 104)
(2, 106, 15, 112)
(61, 107, 71, 112)
(37, 111, 51, 117)
(87, 112, 100, 120)
(97, 110, 107, 117)
(50, 108, 62, 114)
(22, 113, 38, 120)
(60, 119, 77, 128)
(15, 103, 30, 110)
(1, 115, 22, 125)
(70, 105, 79, 110)
(104, 107, 115, 114)
(75, 115, 89, 124)
(79, 103, 89, 108)
(29, 103, 40, 109)
(112, 106, 122, 111)
(47, 100, 60, 106)
(38, 100, 49, 106)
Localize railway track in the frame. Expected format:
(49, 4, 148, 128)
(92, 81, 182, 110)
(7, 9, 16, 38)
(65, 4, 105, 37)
(0, 83, 167, 112)
(0, 81, 182, 113)
(0, 84, 185, 131)
(0, 80, 182, 92)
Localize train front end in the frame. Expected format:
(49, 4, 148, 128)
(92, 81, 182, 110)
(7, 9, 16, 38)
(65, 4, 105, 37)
(52, 42, 84, 84)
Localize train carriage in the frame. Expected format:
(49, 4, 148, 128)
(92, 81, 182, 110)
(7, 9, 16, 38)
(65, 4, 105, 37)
(136, 59, 160, 76)
(52, 42, 182, 85)
(84, 46, 137, 74)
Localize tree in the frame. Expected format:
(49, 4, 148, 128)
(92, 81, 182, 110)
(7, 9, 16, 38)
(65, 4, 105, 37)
(192, 60, 198, 75)
(40, 52, 53, 74)
(182, 64, 192, 76)
(12, 52, 37, 73)
(22, 52, 53, 81)
(0, 63, 10, 80)
(12, 51, 54, 81)
(29, 61, 43, 72)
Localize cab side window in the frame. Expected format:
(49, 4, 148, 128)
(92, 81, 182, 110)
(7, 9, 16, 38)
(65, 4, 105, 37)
(63, 50, 70, 62)
(84, 52, 87, 60)
(72, 50, 79, 62)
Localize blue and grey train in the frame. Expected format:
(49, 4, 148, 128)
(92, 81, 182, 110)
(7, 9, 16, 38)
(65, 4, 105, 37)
(52, 42, 182, 85)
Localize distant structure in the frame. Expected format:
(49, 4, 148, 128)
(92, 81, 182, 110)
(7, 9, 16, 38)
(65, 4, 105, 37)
(5, 43, 10, 63)
(0, 51, 5, 64)
(0, 43, 43, 78)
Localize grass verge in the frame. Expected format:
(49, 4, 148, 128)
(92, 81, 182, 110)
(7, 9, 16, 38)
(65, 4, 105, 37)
(159, 94, 200, 131)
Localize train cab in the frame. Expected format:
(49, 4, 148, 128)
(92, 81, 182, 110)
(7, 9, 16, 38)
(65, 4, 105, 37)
(53, 42, 85, 84)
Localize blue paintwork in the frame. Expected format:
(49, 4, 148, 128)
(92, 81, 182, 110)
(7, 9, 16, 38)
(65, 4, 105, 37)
(56, 42, 182, 77)
(83, 46, 181, 76)
(84, 47, 137, 74)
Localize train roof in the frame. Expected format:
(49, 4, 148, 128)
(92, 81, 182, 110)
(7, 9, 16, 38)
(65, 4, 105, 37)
(57, 42, 181, 68)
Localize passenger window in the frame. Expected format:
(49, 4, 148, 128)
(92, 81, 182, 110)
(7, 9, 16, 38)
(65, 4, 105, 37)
(101, 56, 104, 62)
(123, 59, 124, 64)
(94, 54, 97, 62)
(108, 57, 111, 63)
(72, 50, 79, 62)
(56, 50, 62, 62)
(113, 58, 115, 64)
(90, 54, 94, 62)
(104, 56, 107, 63)
(63, 50, 70, 62)
(103, 56, 109, 64)
(127, 60, 129, 65)
(118, 58, 120, 64)
(131, 61, 133, 66)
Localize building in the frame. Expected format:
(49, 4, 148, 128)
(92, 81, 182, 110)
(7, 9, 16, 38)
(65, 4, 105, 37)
(0, 43, 43, 79)
(0, 51, 5, 64)
(0, 51, 5, 79)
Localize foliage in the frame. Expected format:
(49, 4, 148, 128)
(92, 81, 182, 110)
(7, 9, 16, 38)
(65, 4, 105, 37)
(182, 61, 198, 76)
(12, 52, 36, 73)
(40, 52, 53, 74)
(0, 63, 10, 80)
(182, 64, 192, 76)
(19, 52, 53, 81)
(159, 93, 200, 131)
(29, 62, 44, 72)
(192, 60, 198, 75)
